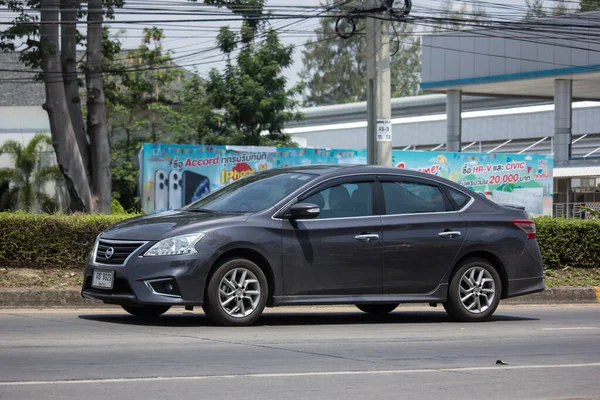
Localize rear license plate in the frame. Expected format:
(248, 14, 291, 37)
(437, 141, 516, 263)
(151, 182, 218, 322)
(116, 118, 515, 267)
(92, 270, 114, 290)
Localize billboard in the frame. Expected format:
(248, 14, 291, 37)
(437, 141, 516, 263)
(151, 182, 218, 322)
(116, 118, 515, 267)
(139, 144, 553, 216)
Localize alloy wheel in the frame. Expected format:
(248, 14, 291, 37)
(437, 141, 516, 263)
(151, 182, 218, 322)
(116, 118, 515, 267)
(459, 266, 496, 314)
(218, 268, 261, 318)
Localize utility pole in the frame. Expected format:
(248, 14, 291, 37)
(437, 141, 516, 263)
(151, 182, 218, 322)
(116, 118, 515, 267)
(366, 0, 392, 166)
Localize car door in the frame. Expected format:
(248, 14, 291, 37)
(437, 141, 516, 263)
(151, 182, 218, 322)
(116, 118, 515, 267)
(379, 176, 468, 295)
(281, 176, 383, 296)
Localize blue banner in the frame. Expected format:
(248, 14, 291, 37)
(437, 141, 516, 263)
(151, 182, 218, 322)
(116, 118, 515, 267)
(139, 144, 553, 216)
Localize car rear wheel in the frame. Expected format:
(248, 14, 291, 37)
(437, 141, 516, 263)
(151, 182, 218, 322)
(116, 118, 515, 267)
(355, 303, 399, 315)
(203, 258, 268, 326)
(443, 258, 501, 322)
(121, 305, 171, 318)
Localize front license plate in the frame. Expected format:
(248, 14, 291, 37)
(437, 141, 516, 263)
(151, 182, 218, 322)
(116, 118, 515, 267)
(92, 270, 114, 290)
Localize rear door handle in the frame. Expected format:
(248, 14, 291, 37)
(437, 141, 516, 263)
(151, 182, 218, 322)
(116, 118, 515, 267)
(355, 234, 380, 243)
(438, 231, 462, 238)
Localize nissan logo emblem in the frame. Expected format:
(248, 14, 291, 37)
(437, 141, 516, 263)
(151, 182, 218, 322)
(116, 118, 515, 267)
(105, 247, 115, 259)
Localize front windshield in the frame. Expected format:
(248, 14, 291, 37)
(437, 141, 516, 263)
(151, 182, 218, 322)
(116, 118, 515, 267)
(187, 171, 317, 213)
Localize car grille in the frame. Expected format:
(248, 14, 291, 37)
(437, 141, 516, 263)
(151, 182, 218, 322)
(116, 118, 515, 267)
(95, 239, 146, 266)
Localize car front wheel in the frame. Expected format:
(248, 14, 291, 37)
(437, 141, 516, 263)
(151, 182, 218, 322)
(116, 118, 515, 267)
(203, 258, 268, 326)
(443, 258, 502, 322)
(121, 305, 171, 318)
(355, 303, 399, 315)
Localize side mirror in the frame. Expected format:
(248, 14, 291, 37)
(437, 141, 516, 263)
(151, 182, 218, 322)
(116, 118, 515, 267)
(287, 203, 320, 220)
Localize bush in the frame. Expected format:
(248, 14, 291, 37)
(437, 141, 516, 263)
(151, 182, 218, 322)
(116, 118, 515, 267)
(0, 212, 133, 269)
(0, 212, 599, 271)
(111, 198, 128, 215)
(535, 217, 600, 269)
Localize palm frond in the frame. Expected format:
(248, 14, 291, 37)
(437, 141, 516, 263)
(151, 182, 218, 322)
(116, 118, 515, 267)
(35, 165, 64, 187)
(0, 168, 17, 184)
(24, 132, 53, 158)
(0, 140, 22, 161)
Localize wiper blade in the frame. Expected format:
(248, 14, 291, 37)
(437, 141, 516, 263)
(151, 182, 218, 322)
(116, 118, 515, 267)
(187, 208, 216, 213)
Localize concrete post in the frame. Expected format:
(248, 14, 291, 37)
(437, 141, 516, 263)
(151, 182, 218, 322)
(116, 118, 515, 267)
(366, 0, 392, 166)
(446, 90, 462, 152)
(554, 79, 572, 165)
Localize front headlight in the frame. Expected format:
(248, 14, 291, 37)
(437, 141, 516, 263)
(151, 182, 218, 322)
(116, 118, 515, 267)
(144, 233, 205, 257)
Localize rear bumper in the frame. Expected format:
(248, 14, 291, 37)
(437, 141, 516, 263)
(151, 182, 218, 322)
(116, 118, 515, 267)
(505, 276, 545, 299)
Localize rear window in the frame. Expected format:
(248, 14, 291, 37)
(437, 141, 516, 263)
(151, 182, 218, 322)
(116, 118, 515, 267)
(446, 187, 471, 209)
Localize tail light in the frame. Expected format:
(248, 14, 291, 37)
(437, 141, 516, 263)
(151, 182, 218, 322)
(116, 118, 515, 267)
(513, 219, 536, 239)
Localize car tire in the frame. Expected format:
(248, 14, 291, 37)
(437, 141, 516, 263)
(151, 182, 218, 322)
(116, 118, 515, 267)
(355, 303, 399, 315)
(203, 258, 268, 326)
(443, 258, 502, 322)
(121, 305, 171, 318)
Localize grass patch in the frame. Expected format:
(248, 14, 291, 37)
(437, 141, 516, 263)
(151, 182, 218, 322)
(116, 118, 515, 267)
(543, 267, 600, 288)
(0, 267, 82, 290)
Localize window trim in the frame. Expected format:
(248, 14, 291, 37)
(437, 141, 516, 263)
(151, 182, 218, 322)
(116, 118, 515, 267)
(272, 172, 475, 220)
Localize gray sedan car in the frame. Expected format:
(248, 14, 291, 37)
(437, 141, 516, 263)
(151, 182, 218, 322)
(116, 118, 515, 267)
(82, 165, 544, 326)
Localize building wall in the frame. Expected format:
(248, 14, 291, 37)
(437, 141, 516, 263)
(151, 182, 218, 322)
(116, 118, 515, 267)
(422, 14, 600, 87)
(286, 102, 600, 151)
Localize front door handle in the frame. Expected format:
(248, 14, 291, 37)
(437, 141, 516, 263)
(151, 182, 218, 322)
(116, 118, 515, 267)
(438, 231, 462, 238)
(355, 234, 380, 243)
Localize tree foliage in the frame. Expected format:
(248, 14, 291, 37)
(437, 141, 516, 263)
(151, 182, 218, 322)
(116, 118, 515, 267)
(187, 0, 302, 146)
(104, 28, 185, 211)
(299, 1, 421, 107)
(579, 0, 600, 11)
(0, 0, 121, 213)
(435, 0, 489, 31)
(0, 133, 62, 212)
(207, 25, 302, 145)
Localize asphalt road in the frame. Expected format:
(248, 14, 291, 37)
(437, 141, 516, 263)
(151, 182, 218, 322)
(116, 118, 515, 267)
(1, 305, 599, 400)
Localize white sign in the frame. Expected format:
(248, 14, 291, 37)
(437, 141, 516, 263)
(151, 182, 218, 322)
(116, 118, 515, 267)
(377, 119, 392, 142)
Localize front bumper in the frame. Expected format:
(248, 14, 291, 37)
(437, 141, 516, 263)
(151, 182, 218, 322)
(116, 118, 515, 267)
(81, 249, 211, 306)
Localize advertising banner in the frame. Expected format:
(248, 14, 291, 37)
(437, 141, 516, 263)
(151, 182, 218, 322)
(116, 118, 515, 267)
(392, 151, 554, 216)
(139, 143, 553, 216)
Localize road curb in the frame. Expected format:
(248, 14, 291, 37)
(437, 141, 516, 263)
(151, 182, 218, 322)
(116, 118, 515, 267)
(0, 287, 599, 309)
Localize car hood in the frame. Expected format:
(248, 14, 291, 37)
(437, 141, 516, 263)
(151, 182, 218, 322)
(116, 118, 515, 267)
(101, 210, 250, 241)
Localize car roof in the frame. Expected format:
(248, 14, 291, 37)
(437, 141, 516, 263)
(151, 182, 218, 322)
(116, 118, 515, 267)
(278, 164, 476, 194)
(280, 164, 439, 180)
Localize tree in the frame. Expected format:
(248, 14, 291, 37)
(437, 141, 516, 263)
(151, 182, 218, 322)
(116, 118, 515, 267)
(435, 0, 489, 31)
(39, 0, 93, 212)
(189, 0, 303, 145)
(0, 133, 63, 212)
(551, 0, 570, 15)
(525, 0, 548, 19)
(206, 26, 303, 145)
(0, 0, 120, 213)
(86, 0, 111, 213)
(105, 28, 185, 211)
(579, 0, 600, 11)
(299, 0, 421, 107)
(524, 0, 573, 17)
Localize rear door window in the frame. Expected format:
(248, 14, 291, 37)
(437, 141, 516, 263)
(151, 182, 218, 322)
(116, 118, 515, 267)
(381, 181, 451, 215)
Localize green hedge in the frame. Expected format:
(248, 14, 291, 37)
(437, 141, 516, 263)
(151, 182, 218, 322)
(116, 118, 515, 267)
(0, 212, 599, 270)
(535, 217, 600, 269)
(0, 212, 133, 269)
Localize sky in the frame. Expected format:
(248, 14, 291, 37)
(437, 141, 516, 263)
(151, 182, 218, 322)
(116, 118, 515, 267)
(0, 0, 544, 86)
(103, 0, 533, 86)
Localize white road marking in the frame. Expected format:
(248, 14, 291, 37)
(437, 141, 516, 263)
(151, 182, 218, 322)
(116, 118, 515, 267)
(2, 362, 600, 386)
(542, 327, 600, 331)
